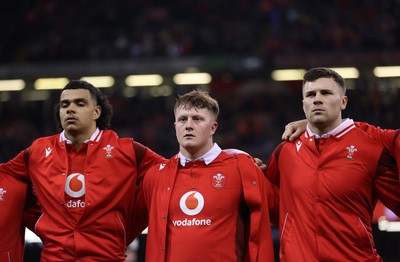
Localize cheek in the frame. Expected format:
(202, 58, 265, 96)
(302, 101, 310, 113)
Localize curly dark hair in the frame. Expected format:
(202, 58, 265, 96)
(54, 80, 113, 131)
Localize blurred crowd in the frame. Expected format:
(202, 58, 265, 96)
(0, 0, 399, 62)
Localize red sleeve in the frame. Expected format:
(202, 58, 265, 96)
(126, 180, 149, 243)
(356, 122, 399, 155)
(374, 149, 400, 217)
(132, 141, 166, 184)
(23, 183, 42, 232)
(0, 149, 30, 181)
(264, 142, 284, 188)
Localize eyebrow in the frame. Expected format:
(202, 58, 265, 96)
(60, 98, 88, 103)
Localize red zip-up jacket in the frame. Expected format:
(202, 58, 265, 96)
(266, 119, 400, 262)
(0, 129, 165, 261)
(139, 149, 277, 262)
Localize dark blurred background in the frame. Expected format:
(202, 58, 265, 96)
(0, 0, 399, 261)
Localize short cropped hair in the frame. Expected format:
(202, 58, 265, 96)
(54, 80, 113, 131)
(303, 67, 346, 94)
(174, 90, 220, 121)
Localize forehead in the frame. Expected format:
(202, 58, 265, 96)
(60, 89, 92, 101)
(303, 77, 341, 92)
(175, 106, 210, 116)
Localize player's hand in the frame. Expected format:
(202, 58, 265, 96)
(282, 119, 307, 141)
(254, 157, 266, 171)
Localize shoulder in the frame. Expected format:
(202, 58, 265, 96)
(29, 134, 59, 151)
(34, 134, 59, 144)
(347, 127, 384, 146)
(143, 159, 171, 187)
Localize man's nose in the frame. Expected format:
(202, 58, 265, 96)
(313, 93, 322, 104)
(185, 119, 193, 129)
(66, 105, 76, 114)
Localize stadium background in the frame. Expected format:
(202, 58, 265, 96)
(0, 1, 399, 261)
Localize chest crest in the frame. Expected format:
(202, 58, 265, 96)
(211, 173, 227, 189)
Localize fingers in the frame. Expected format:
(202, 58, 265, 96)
(282, 124, 295, 141)
(289, 128, 303, 142)
(253, 157, 267, 171)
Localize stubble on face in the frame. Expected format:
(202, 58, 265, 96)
(174, 106, 217, 159)
(302, 78, 347, 134)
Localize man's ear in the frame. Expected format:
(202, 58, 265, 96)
(341, 96, 348, 110)
(94, 106, 102, 120)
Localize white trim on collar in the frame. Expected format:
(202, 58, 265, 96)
(179, 143, 222, 167)
(59, 128, 103, 143)
(305, 118, 355, 139)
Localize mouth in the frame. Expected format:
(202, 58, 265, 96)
(65, 116, 78, 123)
(183, 134, 195, 139)
(312, 108, 324, 113)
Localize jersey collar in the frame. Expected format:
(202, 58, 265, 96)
(59, 128, 103, 143)
(305, 118, 356, 139)
(178, 143, 221, 167)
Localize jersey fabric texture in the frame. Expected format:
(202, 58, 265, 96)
(0, 175, 26, 262)
(0, 129, 165, 261)
(0, 167, 41, 262)
(141, 145, 276, 262)
(266, 119, 400, 262)
(356, 122, 400, 172)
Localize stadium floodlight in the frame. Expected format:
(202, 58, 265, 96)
(125, 74, 163, 87)
(271, 69, 306, 81)
(329, 67, 359, 79)
(0, 79, 25, 91)
(173, 73, 212, 85)
(373, 66, 400, 78)
(34, 78, 69, 90)
(80, 76, 115, 88)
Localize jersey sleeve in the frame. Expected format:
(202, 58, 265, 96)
(0, 148, 30, 181)
(22, 181, 42, 232)
(374, 149, 400, 217)
(356, 122, 399, 155)
(264, 142, 284, 188)
(132, 141, 166, 184)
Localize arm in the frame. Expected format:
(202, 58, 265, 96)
(127, 179, 149, 243)
(374, 150, 400, 217)
(23, 183, 42, 232)
(223, 148, 267, 171)
(133, 141, 166, 184)
(264, 143, 284, 187)
(356, 122, 399, 155)
(0, 149, 30, 181)
(282, 119, 307, 141)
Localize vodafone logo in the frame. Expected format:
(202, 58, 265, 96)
(179, 191, 204, 216)
(65, 173, 85, 198)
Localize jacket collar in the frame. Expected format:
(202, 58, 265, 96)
(304, 118, 355, 139)
(178, 143, 221, 167)
(59, 128, 103, 143)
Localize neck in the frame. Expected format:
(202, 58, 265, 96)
(180, 142, 213, 161)
(309, 118, 343, 136)
(64, 128, 96, 150)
